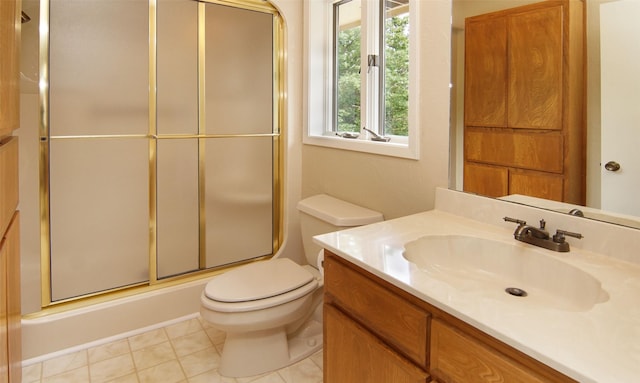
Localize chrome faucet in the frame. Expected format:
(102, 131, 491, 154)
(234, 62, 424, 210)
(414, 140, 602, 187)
(503, 217, 583, 252)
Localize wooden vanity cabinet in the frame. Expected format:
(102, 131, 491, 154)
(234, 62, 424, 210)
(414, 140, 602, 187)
(323, 251, 576, 383)
(1, 1, 22, 381)
(463, 0, 585, 205)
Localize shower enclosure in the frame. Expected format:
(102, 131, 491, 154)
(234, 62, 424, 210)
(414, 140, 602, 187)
(39, 0, 284, 304)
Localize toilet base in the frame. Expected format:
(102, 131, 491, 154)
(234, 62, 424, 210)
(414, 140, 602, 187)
(218, 318, 323, 378)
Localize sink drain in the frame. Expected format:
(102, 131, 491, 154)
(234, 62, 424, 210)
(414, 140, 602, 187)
(505, 287, 528, 297)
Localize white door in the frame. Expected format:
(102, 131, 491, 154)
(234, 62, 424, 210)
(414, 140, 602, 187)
(600, 0, 640, 216)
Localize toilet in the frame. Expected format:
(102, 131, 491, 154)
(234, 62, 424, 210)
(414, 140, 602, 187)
(200, 194, 383, 377)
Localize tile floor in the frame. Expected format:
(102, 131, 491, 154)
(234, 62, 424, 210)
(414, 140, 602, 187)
(22, 316, 324, 383)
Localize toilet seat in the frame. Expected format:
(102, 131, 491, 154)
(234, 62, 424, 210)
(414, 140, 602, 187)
(202, 258, 319, 313)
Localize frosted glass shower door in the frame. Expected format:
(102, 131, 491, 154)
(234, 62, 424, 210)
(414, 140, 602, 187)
(156, 0, 200, 279)
(203, 4, 275, 267)
(48, 0, 150, 301)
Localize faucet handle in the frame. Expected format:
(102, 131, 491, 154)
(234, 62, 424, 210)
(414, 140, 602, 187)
(553, 229, 583, 243)
(504, 216, 526, 226)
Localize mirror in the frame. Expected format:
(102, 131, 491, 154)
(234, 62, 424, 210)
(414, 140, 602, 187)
(450, 0, 640, 229)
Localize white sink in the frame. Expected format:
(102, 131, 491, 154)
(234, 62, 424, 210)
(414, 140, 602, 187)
(403, 235, 609, 311)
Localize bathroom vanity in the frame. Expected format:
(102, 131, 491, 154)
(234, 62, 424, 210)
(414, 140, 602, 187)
(324, 251, 574, 382)
(316, 188, 640, 383)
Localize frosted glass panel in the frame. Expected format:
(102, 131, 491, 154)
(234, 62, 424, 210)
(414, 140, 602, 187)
(205, 138, 273, 268)
(157, 139, 199, 278)
(49, 139, 149, 301)
(49, 0, 148, 136)
(157, 0, 198, 136)
(205, 4, 273, 135)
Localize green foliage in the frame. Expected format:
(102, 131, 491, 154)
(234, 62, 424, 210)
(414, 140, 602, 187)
(384, 15, 409, 136)
(337, 26, 362, 132)
(336, 13, 409, 136)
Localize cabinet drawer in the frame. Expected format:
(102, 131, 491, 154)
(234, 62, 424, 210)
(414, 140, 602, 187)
(465, 128, 563, 173)
(430, 319, 570, 383)
(324, 253, 429, 368)
(0, 137, 19, 236)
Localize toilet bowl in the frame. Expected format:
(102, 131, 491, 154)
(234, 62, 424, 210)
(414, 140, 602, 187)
(199, 194, 383, 378)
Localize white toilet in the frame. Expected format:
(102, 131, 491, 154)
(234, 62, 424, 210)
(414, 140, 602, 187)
(200, 194, 383, 377)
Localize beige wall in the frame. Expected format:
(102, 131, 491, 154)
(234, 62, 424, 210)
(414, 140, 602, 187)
(301, 0, 452, 220)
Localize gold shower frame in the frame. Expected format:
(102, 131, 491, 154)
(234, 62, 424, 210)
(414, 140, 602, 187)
(37, 0, 286, 310)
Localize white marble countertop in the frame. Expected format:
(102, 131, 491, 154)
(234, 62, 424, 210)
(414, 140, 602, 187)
(314, 208, 640, 383)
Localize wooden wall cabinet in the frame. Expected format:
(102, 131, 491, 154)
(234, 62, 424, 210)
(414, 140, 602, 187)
(323, 251, 576, 383)
(1, 0, 22, 381)
(463, 0, 585, 205)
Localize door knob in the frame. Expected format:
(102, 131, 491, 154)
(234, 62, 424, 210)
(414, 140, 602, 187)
(604, 161, 621, 172)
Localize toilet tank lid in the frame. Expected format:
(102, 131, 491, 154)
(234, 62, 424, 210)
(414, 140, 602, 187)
(204, 258, 315, 303)
(297, 194, 384, 227)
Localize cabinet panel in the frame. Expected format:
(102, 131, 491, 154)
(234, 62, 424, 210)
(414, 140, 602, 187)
(465, 128, 563, 173)
(509, 170, 563, 202)
(0, 0, 20, 137)
(4, 214, 20, 383)
(0, 137, 18, 237)
(463, 163, 508, 198)
(464, 17, 507, 128)
(0, 228, 7, 383)
(508, 5, 563, 130)
(325, 254, 429, 368)
(430, 319, 549, 383)
(324, 304, 429, 383)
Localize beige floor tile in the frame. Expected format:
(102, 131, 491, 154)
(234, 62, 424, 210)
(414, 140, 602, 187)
(309, 350, 323, 370)
(128, 328, 169, 351)
(132, 341, 177, 371)
(170, 330, 214, 357)
(276, 358, 323, 383)
(105, 373, 140, 383)
(42, 350, 88, 378)
(137, 359, 186, 383)
(235, 371, 275, 383)
(90, 353, 136, 383)
(245, 373, 286, 383)
(204, 327, 226, 346)
(188, 369, 238, 383)
(22, 362, 43, 383)
(178, 346, 218, 378)
(32, 317, 324, 383)
(166, 318, 203, 340)
(42, 366, 89, 383)
(89, 339, 131, 364)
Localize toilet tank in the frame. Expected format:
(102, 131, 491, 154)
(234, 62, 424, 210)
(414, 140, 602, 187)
(297, 194, 383, 267)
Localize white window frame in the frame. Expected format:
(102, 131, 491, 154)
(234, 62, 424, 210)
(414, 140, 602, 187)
(303, 0, 420, 159)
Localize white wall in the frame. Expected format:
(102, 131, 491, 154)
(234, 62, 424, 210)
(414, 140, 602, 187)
(301, 0, 452, 220)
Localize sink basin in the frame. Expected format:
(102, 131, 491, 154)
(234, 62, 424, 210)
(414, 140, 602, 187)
(403, 235, 609, 311)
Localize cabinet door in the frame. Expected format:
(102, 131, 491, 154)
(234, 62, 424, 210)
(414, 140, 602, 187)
(463, 163, 508, 198)
(0, 0, 21, 137)
(507, 5, 563, 130)
(0, 137, 19, 238)
(464, 16, 507, 128)
(0, 223, 8, 383)
(324, 304, 429, 383)
(4, 214, 19, 383)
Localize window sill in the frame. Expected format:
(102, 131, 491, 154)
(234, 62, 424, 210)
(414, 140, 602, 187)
(303, 133, 419, 159)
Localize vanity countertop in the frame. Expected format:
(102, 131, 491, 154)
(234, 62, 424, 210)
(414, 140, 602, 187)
(314, 209, 640, 383)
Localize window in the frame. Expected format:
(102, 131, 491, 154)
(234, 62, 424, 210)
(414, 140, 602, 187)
(333, 0, 409, 137)
(305, 0, 419, 159)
